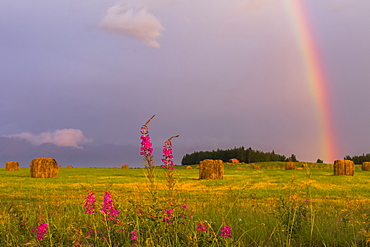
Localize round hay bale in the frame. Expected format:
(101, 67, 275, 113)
(122, 164, 129, 169)
(334, 160, 354, 176)
(302, 164, 308, 168)
(362, 162, 370, 171)
(30, 158, 59, 178)
(199, 159, 224, 179)
(5, 161, 20, 171)
(186, 166, 192, 169)
(253, 165, 260, 170)
(57, 165, 62, 168)
(285, 162, 295, 170)
(236, 167, 243, 169)
(113, 167, 118, 169)
(229, 158, 239, 164)
(195, 165, 200, 169)
(66, 165, 73, 168)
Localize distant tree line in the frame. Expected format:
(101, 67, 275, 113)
(181, 146, 298, 165)
(344, 153, 370, 164)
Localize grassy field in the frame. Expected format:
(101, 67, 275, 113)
(1, 162, 370, 246)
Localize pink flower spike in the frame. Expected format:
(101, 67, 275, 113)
(36, 223, 48, 241)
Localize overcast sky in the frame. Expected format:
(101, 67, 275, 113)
(1, 0, 370, 165)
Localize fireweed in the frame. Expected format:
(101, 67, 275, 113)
(130, 230, 138, 245)
(220, 225, 231, 238)
(161, 135, 179, 198)
(140, 115, 157, 198)
(84, 191, 96, 215)
(36, 223, 48, 241)
(197, 222, 208, 232)
(101, 191, 120, 222)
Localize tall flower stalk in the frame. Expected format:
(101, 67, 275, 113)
(84, 192, 96, 215)
(140, 115, 157, 198)
(161, 135, 179, 198)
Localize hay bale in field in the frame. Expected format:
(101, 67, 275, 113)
(5, 161, 20, 171)
(113, 167, 118, 169)
(362, 162, 370, 171)
(334, 160, 354, 176)
(186, 166, 192, 169)
(253, 165, 260, 170)
(122, 164, 129, 169)
(302, 163, 308, 168)
(30, 158, 59, 178)
(285, 162, 295, 170)
(236, 167, 242, 169)
(195, 166, 200, 169)
(66, 165, 73, 168)
(199, 159, 224, 179)
(57, 165, 62, 168)
(229, 158, 239, 164)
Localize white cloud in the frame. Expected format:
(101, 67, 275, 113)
(6, 129, 92, 148)
(100, 4, 164, 48)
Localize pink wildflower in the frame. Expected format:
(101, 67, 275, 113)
(137, 208, 144, 215)
(165, 209, 173, 215)
(220, 225, 231, 238)
(84, 192, 96, 214)
(140, 134, 153, 157)
(161, 136, 179, 169)
(130, 230, 138, 245)
(101, 192, 119, 221)
(197, 222, 208, 232)
(36, 223, 48, 241)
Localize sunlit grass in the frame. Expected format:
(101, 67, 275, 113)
(2, 163, 370, 245)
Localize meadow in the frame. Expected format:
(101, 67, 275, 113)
(1, 162, 370, 246)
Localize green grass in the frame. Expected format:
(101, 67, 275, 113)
(1, 163, 370, 246)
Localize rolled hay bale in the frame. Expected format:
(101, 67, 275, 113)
(195, 166, 200, 169)
(57, 165, 62, 168)
(253, 165, 260, 170)
(302, 163, 308, 168)
(362, 162, 370, 171)
(30, 158, 59, 178)
(334, 160, 354, 176)
(199, 159, 224, 179)
(186, 166, 192, 169)
(5, 161, 20, 171)
(236, 167, 243, 169)
(113, 167, 118, 169)
(229, 158, 239, 164)
(122, 164, 129, 169)
(285, 162, 295, 170)
(66, 165, 73, 168)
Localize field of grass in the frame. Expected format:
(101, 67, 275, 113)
(1, 162, 370, 246)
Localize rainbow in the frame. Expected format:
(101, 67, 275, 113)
(284, 0, 338, 163)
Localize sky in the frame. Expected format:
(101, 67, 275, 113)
(1, 0, 370, 166)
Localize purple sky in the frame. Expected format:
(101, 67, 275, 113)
(1, 0, 370, 165)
